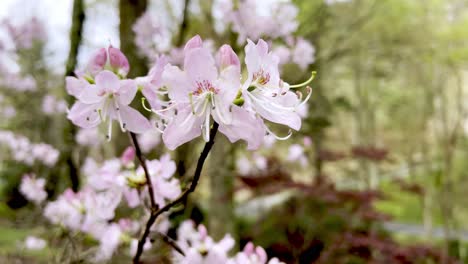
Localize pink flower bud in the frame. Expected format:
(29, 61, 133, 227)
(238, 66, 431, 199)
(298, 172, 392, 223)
(120, 146, 135, 166)
(243, 242, 255, 255)
(217, 44, 240, 70)
(108, 45, 130, 76)
(184, 35, 203, 53)
(255, 246, 268, 263)
(87, 48, 107, 76)
(198, 224, 208, 240)
(303, 136, 312, 147)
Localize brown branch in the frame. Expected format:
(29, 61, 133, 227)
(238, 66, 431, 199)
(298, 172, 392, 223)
(176, 0, 191, 46)
(133, 122, 219, 264)
(151, 231, 185, 256)
(129, 132, 157, 210)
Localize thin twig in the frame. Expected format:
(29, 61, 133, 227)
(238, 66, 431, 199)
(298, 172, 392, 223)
(133, 122, 219, 264)
(176, 0, 191, 46)
(129, 132, 157, 210)
(151, 231, 186, 256)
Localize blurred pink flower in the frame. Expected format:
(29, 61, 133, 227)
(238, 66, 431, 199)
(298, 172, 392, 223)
(228, 242, 285, 264)
(19, 173, 47, 204)
(292, 38, 315, 70)
(24, 236, 47, 250)
(120, 146, 136, 167)
(94, 223, 122, 262)
(175, 221, 235, 264)
(136, 154, 180, 208)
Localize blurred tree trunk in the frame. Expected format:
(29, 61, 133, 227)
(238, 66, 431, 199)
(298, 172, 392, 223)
(118, 0, 148, 78)
(209, 137, 236, 240)
(62, 0, 85, 191)
(174, 0, 192, 179)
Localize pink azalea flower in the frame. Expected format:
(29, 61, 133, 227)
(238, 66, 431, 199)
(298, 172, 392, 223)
(162, 36, 265, 150)
(287, 144, 307, 167)
(19, 173, 47, 204)
(228, 242, 285, 264)
(94, 223, 122, 262)
(137, 56, 170, 110)
(120, 146, 136, 167)
(175, 221, 235, 264)
(292, 38, 315, 70)
(137, 128, 161, 153)
(75, 128, 102, 146)
(242, 39, 311, 138)
(135, 154, 180, 208)
(67, 70, 151, 139)
(43, 189, 83, 231)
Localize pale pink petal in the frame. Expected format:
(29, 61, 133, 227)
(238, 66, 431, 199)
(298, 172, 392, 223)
(162, 104, 203, 150)
(67, 102, 102, 128)
(162, 65, 192, 102)
(141, 86, 160, 109)
(245, 39, 263, 74)
(78, 83, 102, 104)
(124, 189, 140, 208)
(184, 47, 218, 85)
(118, 105, 152, 133)
(95, 70, 120, 94)
(66, 76, 87, 98)
(218, 65, 241, 103)
(216, 106, 265, 150)
(118, 79, 137, 105)
(184, 35, 203, 53)
(248, 91, 301, 130)
(147, 55, 168, 87)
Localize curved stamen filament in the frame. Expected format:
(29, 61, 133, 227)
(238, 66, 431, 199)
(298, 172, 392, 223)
(265, 125, 292, 140)
(141, 98, 153, 112)
(297, 86, 313, 108)
(289, 71, 316, 89)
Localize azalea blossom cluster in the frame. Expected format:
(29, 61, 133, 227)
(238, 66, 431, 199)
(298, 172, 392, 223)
(19, 173, 47, 205)
(174, 220, 284, 264)
(41, 95, 68, 115)
(38, 148, 179, 261)
(20, 148, 285, 263)
(0, 130, 59, 166)
(0, 73, 37, 91)
(212, 0, 298, 44)
(2, 16, 46, 50)
(133, 0, 315, 72)
(67, 36, 312, 150)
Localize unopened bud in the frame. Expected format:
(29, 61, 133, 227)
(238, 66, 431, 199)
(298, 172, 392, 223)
(87, 48, 107, 76)
(184, 35, 203, 53)
(108, 45, 130, 77)
(217, 44, 240, 70)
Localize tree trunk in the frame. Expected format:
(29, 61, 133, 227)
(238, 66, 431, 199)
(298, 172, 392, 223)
(209, 137, 236, 241)
(62, 0, 86, 191)
(118, 0, 148, 78)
